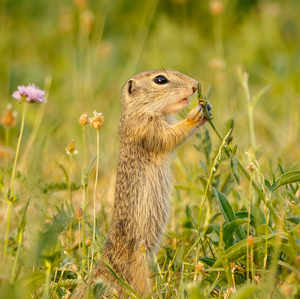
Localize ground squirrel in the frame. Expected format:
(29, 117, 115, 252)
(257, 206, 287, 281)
(74, 69, 207, 298)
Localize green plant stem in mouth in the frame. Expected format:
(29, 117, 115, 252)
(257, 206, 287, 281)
(2, 101, 28, 266)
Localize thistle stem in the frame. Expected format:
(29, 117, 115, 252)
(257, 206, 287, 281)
(2, 101, 28, 265)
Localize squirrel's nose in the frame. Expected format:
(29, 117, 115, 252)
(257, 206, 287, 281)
(192, 86, 197, 93)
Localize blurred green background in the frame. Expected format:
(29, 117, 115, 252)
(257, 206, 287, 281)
(0, 0, 300, 182)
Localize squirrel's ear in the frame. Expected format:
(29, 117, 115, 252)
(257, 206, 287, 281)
(128, 79, 136, 95)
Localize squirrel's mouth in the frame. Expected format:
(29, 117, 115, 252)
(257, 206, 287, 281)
(162, 97, 191, 115)
(179, 98, 190, 106)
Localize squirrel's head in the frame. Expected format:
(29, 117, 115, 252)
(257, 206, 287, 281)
(122, 69, 198, 116)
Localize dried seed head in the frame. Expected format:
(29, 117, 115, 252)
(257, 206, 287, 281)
(90, 110, 104, 130)
(71, 264, 77, 272)
(209, 1, 224, 15)
(247, 163, 256, 172)
(247, 235, 255, 247)
(1, 103, 18, 128)
(86, 239, 91, 246)
(296, 255, 300, 264)
(75, 207, 83, 220)
(195, 262, 205, 272)
(79, 112, 90, 126)
(66, 140, 78, 155)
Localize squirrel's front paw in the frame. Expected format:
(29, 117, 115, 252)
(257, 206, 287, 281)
(187, 105, 206, 126)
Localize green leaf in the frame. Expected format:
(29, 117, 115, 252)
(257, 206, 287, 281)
(213, 188, 235, 224)
(212, 234, 278, 268)
(221, 119, 234, 144)
(256, 224, 273, 235)
(199, 257, 216, 267)
(235, 211, 260, 229)
(286, 216, 300, 224)
(230, 156, 241, 185)
(213, 188, 246, 241)
(229, 283, 259, 299)
(197, 82, 203, 100)
(252, 84, 271, 106)
(17, 272, 46, 292)
(274, 170, 300, 191)
(86, 154, 97, 176)
(17, 198, 31, 242)
(223, 219, 249, 248)
(0, 174, 4, 190)
(218, 227, 234, 288)
(57, 163, 69, 185)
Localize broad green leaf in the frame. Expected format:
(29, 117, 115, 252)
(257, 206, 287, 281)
(273, 170, 300, 191)
(199, 257, 216, 267)
(212, 234, 279, 268)
(229, 283, 259, 299)
(235, 211, 260, 229)
(204, 224, 220, 236)
(223, 219, 249, 248)
(214, 188, 236, 223)
(214, 188, 246, 241)
(256, 224, 273, 235)
(268, 241, 297, 261)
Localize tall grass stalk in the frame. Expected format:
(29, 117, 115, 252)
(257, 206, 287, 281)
(91, 129, 100, 270)
(4, 127, 9, 167)
(81, 169, 87, 274)
(238, 69, 256, 148)
(246, 169, 254, 283)
(2, 101, 28, 266)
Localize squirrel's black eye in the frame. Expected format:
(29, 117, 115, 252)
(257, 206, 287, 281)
(153, 75, 169, 84)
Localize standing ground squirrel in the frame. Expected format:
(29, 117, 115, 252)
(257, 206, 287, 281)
(74, 69, 207, 298)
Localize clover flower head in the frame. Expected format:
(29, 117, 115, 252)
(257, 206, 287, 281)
(12, 84, 47, 103)
(66, 140, 78, 155)
(90, 110, 104, 130)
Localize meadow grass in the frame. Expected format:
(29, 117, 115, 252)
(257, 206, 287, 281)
(0, 1, 300, 298)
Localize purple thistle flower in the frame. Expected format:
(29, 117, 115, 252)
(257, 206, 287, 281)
(12, 84, 47, 103)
